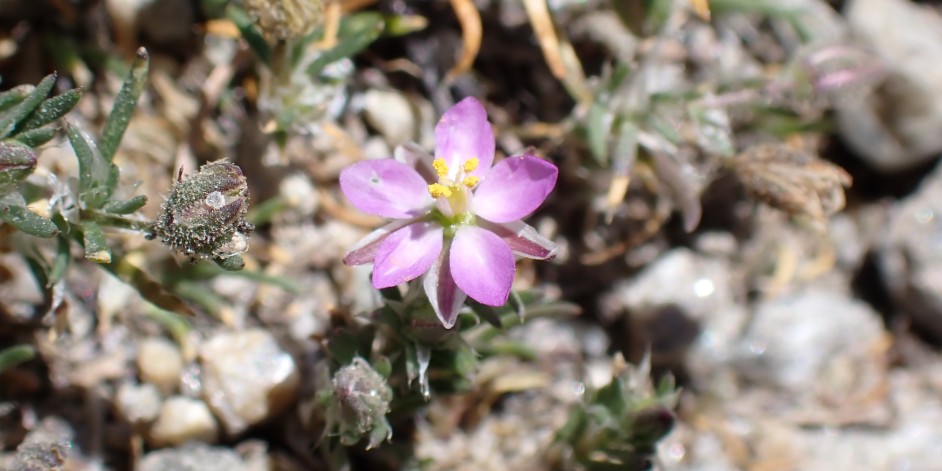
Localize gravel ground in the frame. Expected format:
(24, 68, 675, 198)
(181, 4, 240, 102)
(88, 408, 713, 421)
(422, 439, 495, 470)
(3, 0, 942, 470)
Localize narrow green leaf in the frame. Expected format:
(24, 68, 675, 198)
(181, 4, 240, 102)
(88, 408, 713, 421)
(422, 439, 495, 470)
(101, 256, 196, 316)
(99, 48, 149, 163)
(0, 73, 56, 139)
(586, 102, 613, 165)
(12, 126, 58, 147)
(306, 13, 384, 78)
(0, 345, 35, 374)
(16, 88, 82, 133)
(227, 5, 272, 63)
(102, 195, 148, 214)
(0, 85, 29, 111)
(0, 204, 58, 237)
(66, 120, 117, 208)
(82, 222, 112, 263)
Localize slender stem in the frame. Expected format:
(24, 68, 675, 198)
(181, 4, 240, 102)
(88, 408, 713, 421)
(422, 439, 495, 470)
(80, 209, 153, 233)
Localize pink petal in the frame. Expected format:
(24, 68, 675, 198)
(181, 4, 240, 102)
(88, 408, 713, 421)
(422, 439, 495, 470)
(478, 220, 557, 260)
(472, 153, 558, 223)
(450, 226, 515, 306)
(423, 241, 467, 329)
(434, 97, 495, 179)
(340, 159, 432, 219)
(372, 223, 443, 289)
(343, 219, 415, 265)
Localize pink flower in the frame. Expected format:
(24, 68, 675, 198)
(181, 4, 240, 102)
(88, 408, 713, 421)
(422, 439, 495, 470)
(340, 97, 558, 328)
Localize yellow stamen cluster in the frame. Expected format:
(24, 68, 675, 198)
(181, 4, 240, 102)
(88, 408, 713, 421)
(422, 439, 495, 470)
(462, 176, 480, 188)
(427, 157, 481, 201)
(428, 183, 453, 198)
(433, 158, 449, 178)
(463, 158, 479, 173)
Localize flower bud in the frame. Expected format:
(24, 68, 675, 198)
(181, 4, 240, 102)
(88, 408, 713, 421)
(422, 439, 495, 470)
(326, 358, 393, 449)
(0, 141, 37, 186)
(152, 160, 253, 262)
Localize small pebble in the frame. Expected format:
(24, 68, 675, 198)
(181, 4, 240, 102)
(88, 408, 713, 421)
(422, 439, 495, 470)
(149, 396, 218, 447)
(116, 382, 162, 424)
(137, 337, 184, 394)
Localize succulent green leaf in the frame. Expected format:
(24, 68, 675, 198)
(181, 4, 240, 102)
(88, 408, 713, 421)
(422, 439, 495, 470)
(0, 85, 29, 112)
(612, 120, 640, 176)
(586, 102, 613, 165)
(102, 194, 148, 214)
(0, 345, 35, 374)
(306, 13, 384, 78)
(0, 73, 56, 139)
(82, 222, 112, 264)
(67, 120, 118, 208)
(13, 126, 58, 148)
(99, 48, 149, 163)
(17, 88, 82, 133)
(0, 203, 58, 237)
(0, 140, 37, 185)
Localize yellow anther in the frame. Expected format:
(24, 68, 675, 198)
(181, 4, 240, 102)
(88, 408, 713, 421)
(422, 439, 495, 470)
(462, 176, 480, 188)
(428, 183, 452, 198)
(463, 158, 479, 173)
(432, 158, 449, 178)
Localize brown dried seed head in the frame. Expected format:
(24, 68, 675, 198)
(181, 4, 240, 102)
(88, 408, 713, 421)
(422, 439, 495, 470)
(244, 0, 324, 41)
(733, 143, 852, 227)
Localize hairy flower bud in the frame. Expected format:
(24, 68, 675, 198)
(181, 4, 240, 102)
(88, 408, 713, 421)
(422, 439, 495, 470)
(0, 141, 37, 186)
(152, 160, 253, 262)
(325, 358, 393, 449)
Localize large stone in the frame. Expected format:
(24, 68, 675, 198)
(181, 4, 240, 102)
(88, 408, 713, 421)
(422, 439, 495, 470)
(734, 286, 885, 394)
(601, 248, 748, 376)
(879, 161, 942, 338)
(199, 329, 299, 435)
(837, 0, 942, 171)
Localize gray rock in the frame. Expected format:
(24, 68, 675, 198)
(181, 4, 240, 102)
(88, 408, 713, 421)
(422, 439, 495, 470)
(837, 0, 942, 171)
(148, 396, 219, 447)
(199, 329, 299, 435)
(139, 444, 248, 471)
(362, 89, 417, 146)
(734, 286, 884, 394)
(879, 161, 942, 338)
(602, 248, 748, 375)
